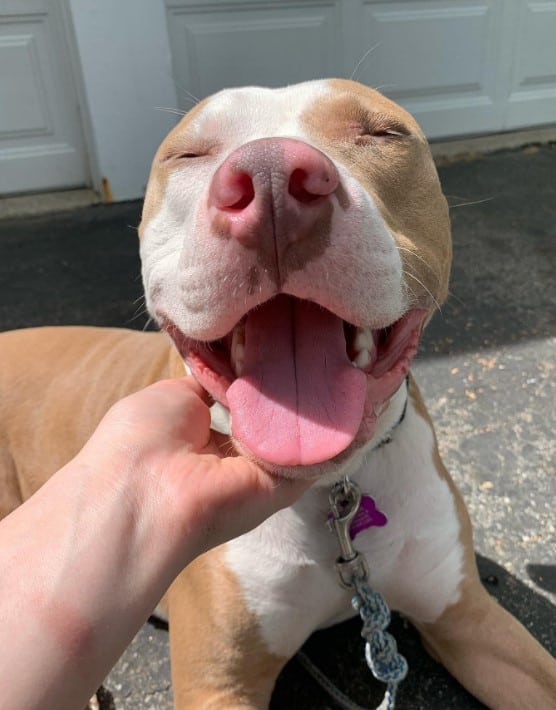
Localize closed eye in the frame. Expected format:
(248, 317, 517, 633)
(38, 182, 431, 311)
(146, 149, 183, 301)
(373, 128, 405, 137)
(160, 141, 218, 163)
(360, 111, 410, 139)
(367, 119, 409, 138)
(160, 150, 207, 163)
(355, 127, 407, 146)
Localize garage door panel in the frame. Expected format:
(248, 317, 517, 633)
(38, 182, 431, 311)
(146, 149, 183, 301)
(0, 24, 52, 136)
(166, 3, 342, 103)
(506, 1, 556, 128)
(0, 1, 88, 195)
(511, 1, 556, 90)
(359, 1, 503, 137)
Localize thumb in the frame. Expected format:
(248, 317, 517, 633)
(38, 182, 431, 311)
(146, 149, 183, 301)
(188, 451, 312, 554)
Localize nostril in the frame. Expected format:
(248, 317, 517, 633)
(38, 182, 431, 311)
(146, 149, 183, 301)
(289, 169, 323, 204)
(288, 168, 338, 204)
(213, 171, 255, 211)
(227, 173, 255, 210)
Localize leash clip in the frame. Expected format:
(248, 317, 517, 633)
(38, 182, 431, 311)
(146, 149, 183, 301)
(328, 477, 369, 589)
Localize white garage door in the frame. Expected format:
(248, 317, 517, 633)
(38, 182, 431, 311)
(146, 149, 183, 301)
(165, 0, 556, 140)
(0, 0, 89, 195)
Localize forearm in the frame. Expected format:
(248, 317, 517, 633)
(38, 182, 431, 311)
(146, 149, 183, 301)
(0, 456, 190, 710)
(0, 379, 308, 709)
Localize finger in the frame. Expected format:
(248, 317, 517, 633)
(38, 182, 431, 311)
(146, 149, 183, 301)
(157, 378, 216, 449)
(178, 376, 213, 407)
(129, 378, 213, 451)
(201, 454, 313, 533)
(172, 380, 213, 450)
(149, 376, 208, 404)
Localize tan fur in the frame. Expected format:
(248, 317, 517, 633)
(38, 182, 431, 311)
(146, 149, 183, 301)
(168, 549, 286, 709)
(0, 327, 182, 504)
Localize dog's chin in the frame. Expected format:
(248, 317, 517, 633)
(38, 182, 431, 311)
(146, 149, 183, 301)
(229, 433, 368, 485)
(207, 400, 382, 487)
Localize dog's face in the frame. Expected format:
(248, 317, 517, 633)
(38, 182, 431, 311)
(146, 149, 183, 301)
(139, 79, 451, 478)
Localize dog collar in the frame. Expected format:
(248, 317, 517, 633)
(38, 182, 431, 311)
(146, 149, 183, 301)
(371, 375, 409, 452)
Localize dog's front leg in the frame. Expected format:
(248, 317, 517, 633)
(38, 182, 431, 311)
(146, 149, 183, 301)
(401, 378, 556, 708)
(167, 549, 288, 709)
(416, 573, 556, 709)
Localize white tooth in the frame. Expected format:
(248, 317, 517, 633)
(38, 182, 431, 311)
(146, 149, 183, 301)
(353, 328, 374, 354)
(353, 349, 371, 369)
(233, 343, 245, 375)
(232, 322, 245, 348)
(231, 323, 245, 375)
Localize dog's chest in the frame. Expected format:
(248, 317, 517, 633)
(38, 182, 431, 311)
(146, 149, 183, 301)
(224, 398, 464, 657)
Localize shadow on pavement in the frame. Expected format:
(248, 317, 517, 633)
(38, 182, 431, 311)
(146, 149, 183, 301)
(92, 554, 555, 710)
(270, 554, 555, 710)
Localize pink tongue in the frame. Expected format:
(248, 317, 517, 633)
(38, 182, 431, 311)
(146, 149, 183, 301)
(226, 297, 366, 466)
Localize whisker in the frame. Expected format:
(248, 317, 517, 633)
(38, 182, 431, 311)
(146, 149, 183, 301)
(130, 297, 146, 314)
(168, 73, 201, 106)
(449, 196, 495, 209)
(350, 42, 382, 81)
(154, 106, 187, 117)
(372, 84, 399, 93)
(142, 316, 155, 332)
(131, 302, 147, 318)
(133, 298, 147, 313)
(126, 307, 149, 326)
(446, 288, 467, 309)
(403, 280, 419, 307)
(396, 246, 440, 281)
(404, 270, 442, 316)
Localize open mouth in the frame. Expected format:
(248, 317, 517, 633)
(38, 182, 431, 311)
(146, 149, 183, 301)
(164, 295, 426, 468)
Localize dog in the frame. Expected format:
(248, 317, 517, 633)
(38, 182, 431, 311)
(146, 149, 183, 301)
(1, 79, 554, 709)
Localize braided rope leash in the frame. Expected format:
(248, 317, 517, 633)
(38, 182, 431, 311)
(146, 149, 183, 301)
(325, 477, 408, 710)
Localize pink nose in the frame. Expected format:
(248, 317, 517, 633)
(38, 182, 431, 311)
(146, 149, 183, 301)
(208, 137, 339, 249)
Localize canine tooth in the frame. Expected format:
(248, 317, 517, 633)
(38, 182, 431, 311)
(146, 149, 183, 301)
(353, 349, 371, 369)
(231, 324, 245, 375)
(233, 343, 245, 375)
(353, 328, 374, 353)
(232, 322, 245, 346)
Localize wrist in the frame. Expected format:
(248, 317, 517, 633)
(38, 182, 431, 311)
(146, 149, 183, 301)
(0, 455, 176, 709)
(71, 445, 198, 584)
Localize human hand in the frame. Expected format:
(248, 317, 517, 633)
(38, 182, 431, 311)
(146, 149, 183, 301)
(76, 377, 311, 570)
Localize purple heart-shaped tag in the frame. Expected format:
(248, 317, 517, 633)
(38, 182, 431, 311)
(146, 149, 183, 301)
(349, 495, 387, 539)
